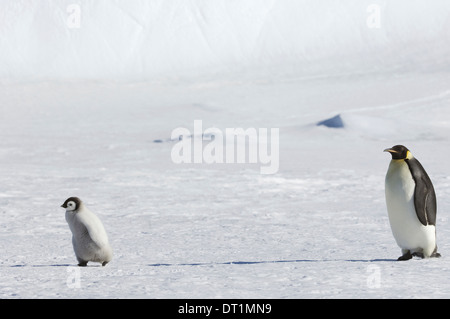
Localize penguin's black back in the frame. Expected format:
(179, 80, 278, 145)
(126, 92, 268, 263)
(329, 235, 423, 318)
(406, 157, 437, 226)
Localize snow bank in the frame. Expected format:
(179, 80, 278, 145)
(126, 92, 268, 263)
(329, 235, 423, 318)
(1, 0, 450, 81)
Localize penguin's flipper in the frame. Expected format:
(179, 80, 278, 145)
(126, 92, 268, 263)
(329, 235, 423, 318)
(415, 176, 437, 226)
(407, 158, 437, 226)
(77, 212, 108, 248)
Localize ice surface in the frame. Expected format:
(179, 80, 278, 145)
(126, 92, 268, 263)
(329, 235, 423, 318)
(2, 1, 450, 299)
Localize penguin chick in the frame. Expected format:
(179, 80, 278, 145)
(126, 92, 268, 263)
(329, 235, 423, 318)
(384, 145, 440, 261)
(61, 197, 113, 266)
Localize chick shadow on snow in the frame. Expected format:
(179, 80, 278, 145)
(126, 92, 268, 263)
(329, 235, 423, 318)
(6, 263, 101, 267)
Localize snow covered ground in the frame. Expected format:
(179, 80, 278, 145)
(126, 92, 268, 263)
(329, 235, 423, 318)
(2, 1, 450, 299)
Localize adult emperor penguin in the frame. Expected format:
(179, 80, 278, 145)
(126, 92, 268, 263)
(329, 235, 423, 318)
(61, 197, 113, 266)
(384, 145, 440, 260)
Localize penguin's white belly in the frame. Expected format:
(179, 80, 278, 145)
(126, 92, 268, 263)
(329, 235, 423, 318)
(385, 161, 435, 256)
(66, 210, 113, 263)
(72, 232, 112, 263)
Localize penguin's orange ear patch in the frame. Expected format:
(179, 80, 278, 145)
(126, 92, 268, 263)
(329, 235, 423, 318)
(406, 151, 413, 160)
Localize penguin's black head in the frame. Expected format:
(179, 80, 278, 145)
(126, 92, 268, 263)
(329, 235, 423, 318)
(384, 145, 411, 160)
(61, 197, 82, 211)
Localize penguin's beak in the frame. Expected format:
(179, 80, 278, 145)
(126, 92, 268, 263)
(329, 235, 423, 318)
(61, 204, 66, 208)
(384, 148, 398, 154)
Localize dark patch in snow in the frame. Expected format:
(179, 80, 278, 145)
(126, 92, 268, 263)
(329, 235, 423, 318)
(317, 114, 344, 128)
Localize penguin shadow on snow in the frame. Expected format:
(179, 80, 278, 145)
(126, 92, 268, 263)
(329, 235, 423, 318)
(147, 258, 398, 267)
(4, 257, 418, 268)
(7, 263, 74, 268)
(5, 260, 112, 267)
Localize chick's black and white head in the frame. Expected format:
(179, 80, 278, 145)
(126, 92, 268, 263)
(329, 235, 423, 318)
(384, 145, 412, 160)
(61, 197, 82, 211)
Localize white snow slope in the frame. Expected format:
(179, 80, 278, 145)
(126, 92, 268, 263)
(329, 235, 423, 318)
(2, 0, 450, 299)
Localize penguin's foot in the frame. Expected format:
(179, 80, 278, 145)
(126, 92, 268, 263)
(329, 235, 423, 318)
(412, 252, 424, 258)
(431, 246, 441, 258)
(101, 261, 109, 267)
(400, 251, 441, 260)
(78, 261, 88, 267)
(412, 252, 441, 258)
(397, 251, 413, 261)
